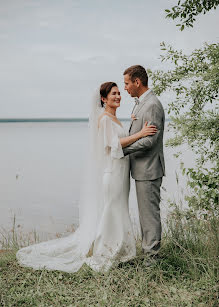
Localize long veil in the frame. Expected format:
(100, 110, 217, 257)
(16, 88, 105, 273)
(78, 87, 105, 253)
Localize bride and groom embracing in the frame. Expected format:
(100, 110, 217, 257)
(16, 65, 165, 273)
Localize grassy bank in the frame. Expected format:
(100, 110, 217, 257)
(0, 212, 218, 306)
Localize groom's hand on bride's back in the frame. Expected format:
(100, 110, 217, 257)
(140, 121, 157, 138)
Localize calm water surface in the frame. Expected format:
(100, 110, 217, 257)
(0, 121, 194, 244)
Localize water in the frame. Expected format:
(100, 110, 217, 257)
(0, 121, 194, 244)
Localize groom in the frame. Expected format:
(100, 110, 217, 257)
(123, 65, 165, 258)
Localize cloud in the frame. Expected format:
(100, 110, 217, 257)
(0, 0, 218, 117)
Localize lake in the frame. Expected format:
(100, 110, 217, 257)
(0, 120, 194, 245)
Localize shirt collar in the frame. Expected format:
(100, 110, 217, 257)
(138, 88, 152, 103)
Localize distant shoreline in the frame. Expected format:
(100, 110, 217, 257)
(0, 118, 170, 123)
(0, 118, 130, 123)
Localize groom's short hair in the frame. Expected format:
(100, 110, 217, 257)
(123, 65, 148, 86)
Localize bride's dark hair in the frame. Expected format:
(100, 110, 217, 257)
(100, 82, 118, 107)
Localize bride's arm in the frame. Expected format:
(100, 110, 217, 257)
(120, 122, 157, 148)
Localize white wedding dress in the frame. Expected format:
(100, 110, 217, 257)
(16, 108, 136, 272)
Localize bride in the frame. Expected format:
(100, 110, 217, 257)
(16, 82, 157, 273)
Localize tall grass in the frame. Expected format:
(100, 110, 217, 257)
(0, 214, 40, 250)
(0, 207, 218, 306)
(163, 207, 219, 280)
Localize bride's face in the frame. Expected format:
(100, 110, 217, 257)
(103, 86, 121, 109)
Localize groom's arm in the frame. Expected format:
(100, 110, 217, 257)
(123, 103, 164, 156)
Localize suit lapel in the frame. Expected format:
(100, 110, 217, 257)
(129, 120, 134, 133)
(129, 102, 138, 132)
(129, 91, 154, 133)
(135, 91, 154, 116)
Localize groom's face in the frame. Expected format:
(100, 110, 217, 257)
(124, 74, 138, 97)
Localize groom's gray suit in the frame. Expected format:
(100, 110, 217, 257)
(123, 89, 165, 254)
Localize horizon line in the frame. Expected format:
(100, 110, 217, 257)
(0, 117, 131, 123)
(0, 117, 170, 123)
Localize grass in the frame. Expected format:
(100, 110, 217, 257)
(0, 212, 218, 307)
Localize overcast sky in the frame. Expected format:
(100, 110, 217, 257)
(0, 0, 218, 118)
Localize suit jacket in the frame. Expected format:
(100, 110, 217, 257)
(123, 90, 165, 180)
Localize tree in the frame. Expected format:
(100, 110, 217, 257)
(148, 42, 219, 216)
(165, 0, 219, 30)
(149, 2, 219, 217)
